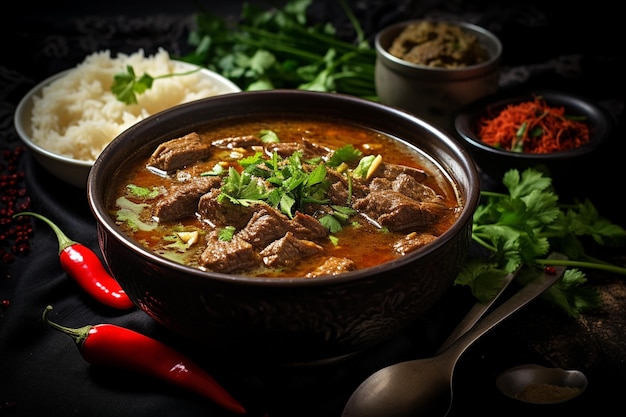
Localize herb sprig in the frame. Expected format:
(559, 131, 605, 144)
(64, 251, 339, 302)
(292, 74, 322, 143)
(111, 64, 201, 105)
(457, 168, 626, 317)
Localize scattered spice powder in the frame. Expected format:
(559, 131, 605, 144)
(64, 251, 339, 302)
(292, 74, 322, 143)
(0, 146, 32, 267)
(516, 383, 582, 403)
(476, 95, 591, 153)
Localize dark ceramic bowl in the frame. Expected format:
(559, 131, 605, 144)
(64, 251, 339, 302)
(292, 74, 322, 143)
(454, 90, 613, 186)
(87, 90, 480, 364)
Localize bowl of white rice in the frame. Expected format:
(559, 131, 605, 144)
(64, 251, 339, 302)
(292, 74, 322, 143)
(14, 48, 241, 188)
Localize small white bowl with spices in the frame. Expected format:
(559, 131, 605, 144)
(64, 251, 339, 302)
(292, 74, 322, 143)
(14, 48, 241, 189)
(375, 19, 502, 131)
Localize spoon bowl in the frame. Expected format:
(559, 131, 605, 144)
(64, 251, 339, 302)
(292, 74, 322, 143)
(342, 253, 567, 417)
(496, 364, 588, 404)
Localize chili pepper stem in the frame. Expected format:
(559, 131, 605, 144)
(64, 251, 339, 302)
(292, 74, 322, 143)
(13, 211, 76, 254)
(42, 305, 92, 347)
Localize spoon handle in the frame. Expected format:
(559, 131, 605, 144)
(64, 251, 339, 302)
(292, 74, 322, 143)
(435, 265, 521, 354)
(441, 252, 568, 361)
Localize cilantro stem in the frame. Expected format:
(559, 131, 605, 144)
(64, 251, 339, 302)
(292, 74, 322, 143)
(535, 258, 626, 275)
(338, 0, 366, 44)
(470, 232, 497, 252)
(153, 67, 202, 79)
(479, 190, 509, 199)
(287, 24, 374, 56)
(234, 29, 326, 62)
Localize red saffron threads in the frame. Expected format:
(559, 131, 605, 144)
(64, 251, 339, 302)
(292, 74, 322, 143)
(476, 95, 591, 154)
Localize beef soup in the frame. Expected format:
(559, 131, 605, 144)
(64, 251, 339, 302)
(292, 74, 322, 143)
(106, 117, 463, 278)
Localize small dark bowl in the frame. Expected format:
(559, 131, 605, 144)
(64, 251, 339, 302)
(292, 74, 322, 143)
(454, 90, 613, 186)
(88, 90, 480, 364)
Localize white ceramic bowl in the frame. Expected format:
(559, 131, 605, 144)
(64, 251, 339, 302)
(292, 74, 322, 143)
(14, 61, 241, 189)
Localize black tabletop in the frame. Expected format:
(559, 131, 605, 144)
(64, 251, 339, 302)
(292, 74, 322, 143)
(1, 1, 625, 416)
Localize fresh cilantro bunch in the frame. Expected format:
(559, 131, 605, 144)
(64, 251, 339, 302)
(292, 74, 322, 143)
(456, 168, 626, 317)
(184, 0, 377, 99)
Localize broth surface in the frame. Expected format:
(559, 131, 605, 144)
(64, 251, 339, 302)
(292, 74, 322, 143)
(107, 117, 462, 278)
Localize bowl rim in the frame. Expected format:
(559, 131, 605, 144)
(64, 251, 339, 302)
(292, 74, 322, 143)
(13, 60, 242, 170)
(375, 19, 503, 74)
(454, 89, 614, 160)
(88, 89, 481, 287)
(14, 68, 94, 169)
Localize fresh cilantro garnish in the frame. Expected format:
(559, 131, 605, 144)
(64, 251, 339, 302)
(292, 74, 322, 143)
(259, 129, 280, 143)
(458, 168, 626, 317)
(319, 206, 356, 234)
(214, 144, 373, 234)
(218, 226, 236, 242)
(352, 155, 377, 179)
(200, 164, 226, 177)
(319, 214, 343, 234)
(111, 64, 201, 105)
(218, 166, 270, 206)
(327, 144, 363, 167)
(114, 197, 156, 232)
(126, 183, 160, 199)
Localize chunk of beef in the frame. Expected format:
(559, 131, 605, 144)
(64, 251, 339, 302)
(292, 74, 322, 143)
(393, 232, 438, 255)
(266, 140, 331, 159)
(370, 173, 437, 202)
(289, 212, 328, 241)
(353, 189, 448, 231)
(237, 206, 327, 249)
(197, 189, 256, 229)
(325, 168, 369, 205)
(392, 173, 438, 201)
(199, 231, 261, 273)
(260, 232, 324, 268)
(211, 135, 262, 149)
(305, 256, 357, 278)
(237, 206, 291, 249)
(369, 162, 428, 183)
(147, 132, 212, 173)
(153, 176, 222, 222)
(265, 142, 305, 158)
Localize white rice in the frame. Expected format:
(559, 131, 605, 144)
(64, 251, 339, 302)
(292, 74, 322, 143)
(30, 48, 228, 162)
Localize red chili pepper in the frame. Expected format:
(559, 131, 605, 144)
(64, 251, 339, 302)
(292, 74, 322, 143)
(42, 305, 246, 414)
(13, 212, 134, 310)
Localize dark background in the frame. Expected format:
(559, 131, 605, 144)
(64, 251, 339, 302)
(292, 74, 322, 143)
(2, 1, 624, 416)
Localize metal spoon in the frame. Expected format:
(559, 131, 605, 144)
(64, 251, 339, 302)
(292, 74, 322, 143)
(342, 253, 568, 417)
(435, 264, 520, 354)
(496, 363, 588, 404)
